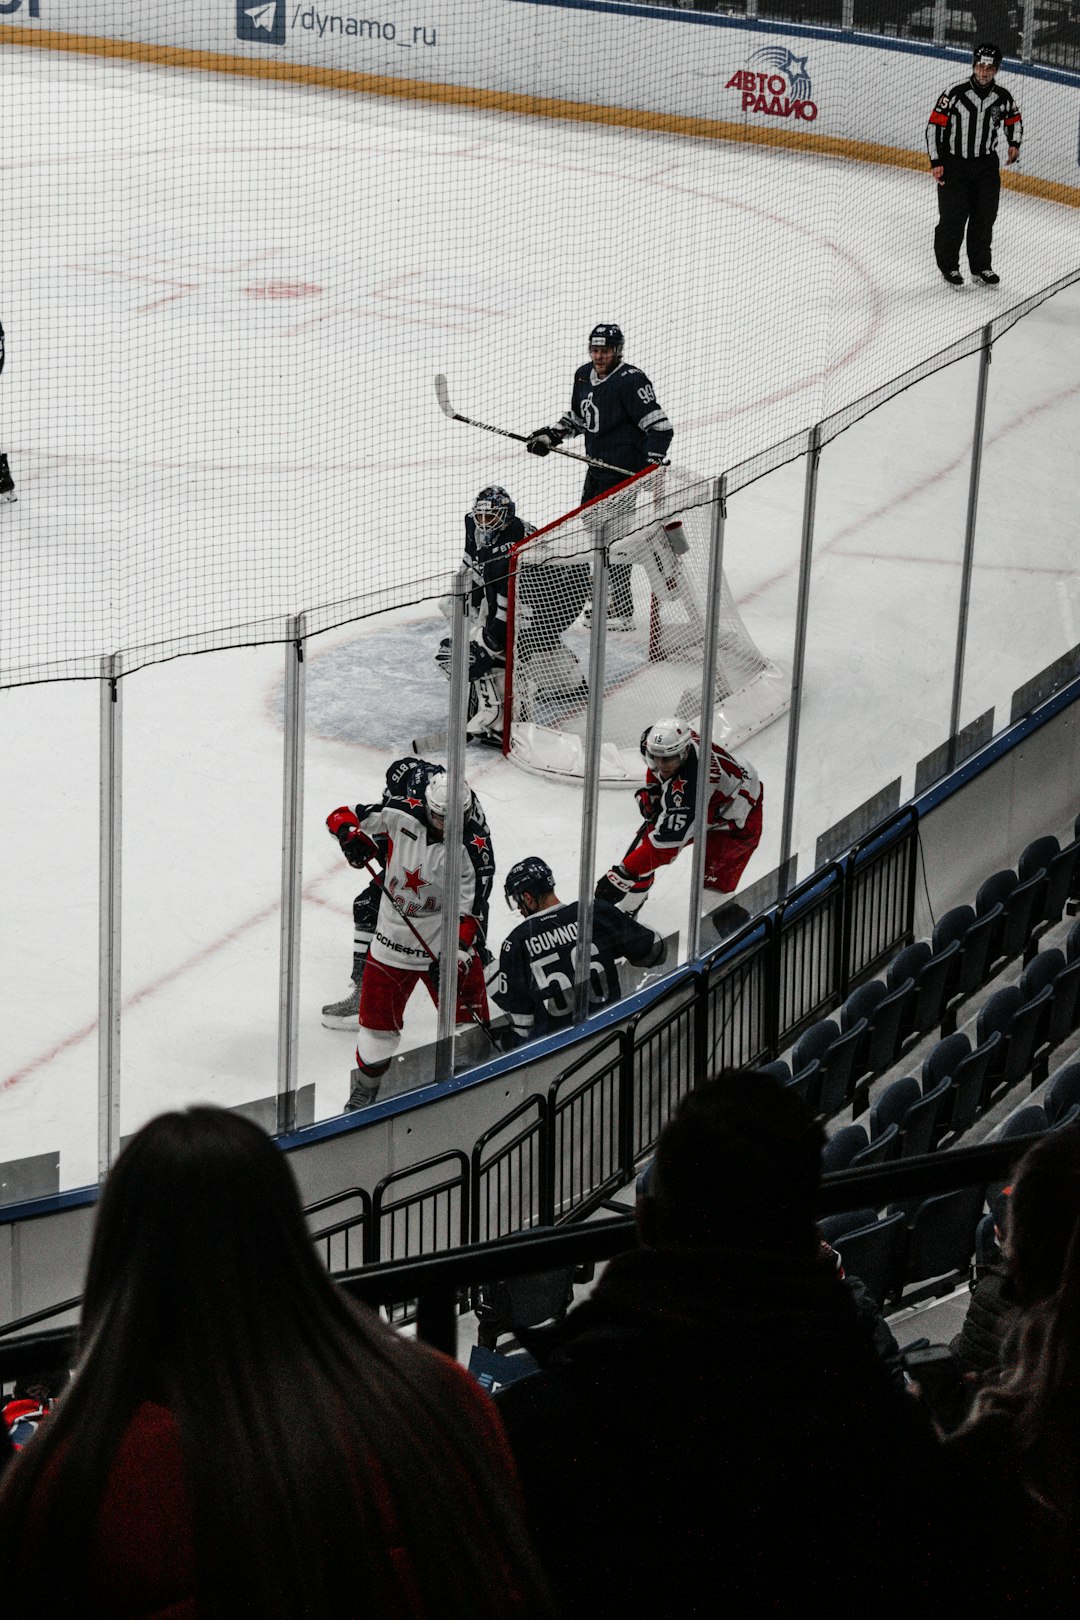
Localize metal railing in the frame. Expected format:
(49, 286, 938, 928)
(0, 1134, 1043, 1376)
(1, 807, 919, 1342)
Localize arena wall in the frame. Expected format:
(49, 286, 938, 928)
(2, 3, 1079, 199)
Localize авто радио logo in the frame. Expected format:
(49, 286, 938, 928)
(237, 0, 286, 42)
(726, 46, 817, 122)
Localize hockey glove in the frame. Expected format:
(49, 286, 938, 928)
(646, 453, 668, 499)
(635, 786, 660, 823)
(327, 808, 379, 870)
(595, 864, 636, 908)
(526, 427, 564, 457)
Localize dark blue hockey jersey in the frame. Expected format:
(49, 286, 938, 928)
(555, 361, 673, 475)
(495, 898, 664, 1044)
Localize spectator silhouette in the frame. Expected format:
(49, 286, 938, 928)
(0, 1106, 553, 1620)
(946, 1126, 1080, 1611)
(495, 1070, 957, 1618)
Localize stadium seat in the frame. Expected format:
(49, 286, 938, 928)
(791, 1018, 866, 1119)
(474, 1258, 576, 1351)
(947, 1032, 1003, 1139)
(994, 1104, 1049, 1142)
(841, 979, 907, 1078)
(887, 940, 958, 1047)
(999, 869, 1047, 967)
(1045, 1061, 1080, 1127)
(757, 1059, 791, 1086)
(819, 1208, 878, 1245)
(898, 1184, 986, 1303)
(870, 1076, 920, 1141)
(822, 1124, 870, 1174)
(977, 984, 1052, 1101)
(922, 1031, 970, 1094)
(1045, 957, 1080, 1054)
(901, 1077, 952, 1158)
(849, 1122, 900, 1168)
(1067, 915, 1080, 963)
(1019, 835, 1077, 949)
(785, 1058, 821, 1107)
(1053, 1102, 1080, 1129)
(830, 1210, 907, 1309)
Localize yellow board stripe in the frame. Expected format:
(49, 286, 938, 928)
(3, 24, 1078, 208)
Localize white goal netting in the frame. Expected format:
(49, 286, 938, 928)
(504, 465, 789, 782)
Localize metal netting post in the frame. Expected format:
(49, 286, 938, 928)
(686, 478, 728, 961)
(98, 656, 122, 1181)
(777, 426, 822, 898)
(435, 570, 471, 1081)
(574, 543, 611, 1022)
(276, 618, 306, 1137)
(948, 326, 993, 772)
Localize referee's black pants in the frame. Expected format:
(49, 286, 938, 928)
(935, 156, 1001, 275)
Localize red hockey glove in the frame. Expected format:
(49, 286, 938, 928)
(327, 807, 378, 870)
(635, 786, 660, 823)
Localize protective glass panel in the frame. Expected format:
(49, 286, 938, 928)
(118, 645, 285, 1143)
(963, 286, 1080, 742)
(787, 354, 979, 876)
(0, 681, 101, 1195)
(689, 461, 805, 950)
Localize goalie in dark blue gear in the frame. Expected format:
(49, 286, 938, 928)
(434, 486, 536, 746)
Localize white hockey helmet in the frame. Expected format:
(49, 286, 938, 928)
(425, 769, 472, 822)
(642, 718, 692, 765)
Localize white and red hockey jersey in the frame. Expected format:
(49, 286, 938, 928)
(355, 797, 495, 972)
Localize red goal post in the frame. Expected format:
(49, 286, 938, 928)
(501, 464, 788, 783)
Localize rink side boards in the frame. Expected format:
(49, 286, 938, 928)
(1, 16, 1079, 206)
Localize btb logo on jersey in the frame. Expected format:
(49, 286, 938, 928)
(237, 0, 286, 43)
(726, 46, 818, 123)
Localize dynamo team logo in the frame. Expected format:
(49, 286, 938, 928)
(237, 0, 286, 43)
(726, 46, 817, 123)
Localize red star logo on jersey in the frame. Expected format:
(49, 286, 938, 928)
(469, 834, 488, 852)
(405, 796, 423, 810)
(402, 866, 428, 895)
(670, 777, 687, 796)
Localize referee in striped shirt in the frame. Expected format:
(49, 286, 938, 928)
(926, 43, 1022, 288)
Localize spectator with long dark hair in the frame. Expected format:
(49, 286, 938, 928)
(0, 1107, 553, 1620)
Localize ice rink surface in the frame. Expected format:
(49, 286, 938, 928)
(2, 49, 1078, 1188)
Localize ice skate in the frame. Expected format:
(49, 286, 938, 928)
(940, 268, 964, 287)
(0, 454, 15, 505)
(321, 980, 361, 1030)
(345, 1067, 381, 1111)
(972, 268, 1000, 285)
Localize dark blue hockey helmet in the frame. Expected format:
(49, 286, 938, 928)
(472, 486, 515, 534)
(505, 855, 556, 907)
(589, 323, 624, 359)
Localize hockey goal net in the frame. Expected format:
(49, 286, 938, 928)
(503, 465, 788, 782)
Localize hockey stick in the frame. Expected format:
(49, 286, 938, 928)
(435, 374, 634, 478)
(358, 855, 501, 1051)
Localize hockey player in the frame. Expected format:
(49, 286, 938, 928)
(321, 755, 441, 1029)
(595, 718, 763, 934)
(526, 324, 673, 630)
(926, 43, 1022, 287)
(435, 486, 534, 746)
(495, 857, 666, 1046)
(0, 318, 14, 506)
(326, 764, 496, 1111)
